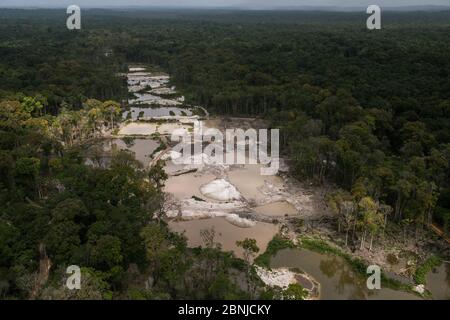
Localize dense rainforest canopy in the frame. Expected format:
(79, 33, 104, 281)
(0, 8, 449, 299)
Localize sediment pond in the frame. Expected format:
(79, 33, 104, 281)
(426, 261, 450, 300)
(270, 248, 422, 300)
(227, 163, 284, 203)
(168, 217, 279, 260)
(254, 201, 298, 217)
(85, 138, 159, 167)
(164, 173, 216, 200)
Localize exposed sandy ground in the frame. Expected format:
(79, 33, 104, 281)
(254, 201, 298, 217)
(118, 122, 193, 136)
(164, 173, 216, 201)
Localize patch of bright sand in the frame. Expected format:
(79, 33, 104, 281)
(119, 122, 193, 136)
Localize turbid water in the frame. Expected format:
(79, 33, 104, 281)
(85, 138, 159, 167)
(426, 261, 450, 300)
(164, 173, 216, 200)
(106, 138, 159, 165)
(254, 201, 298, 217)
(168, 217, 279, 260)
(270, 248, 421, 300)
(227, 164, 284, 203)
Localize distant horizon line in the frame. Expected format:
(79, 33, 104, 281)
(1, 5, 450, 12)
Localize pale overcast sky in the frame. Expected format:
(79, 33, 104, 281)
(0, 0, 449, 9)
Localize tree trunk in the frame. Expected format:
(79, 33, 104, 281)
(360, 230, 366, 251)
(403, 226, 406, 243)
(345, 229, 349, 247)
